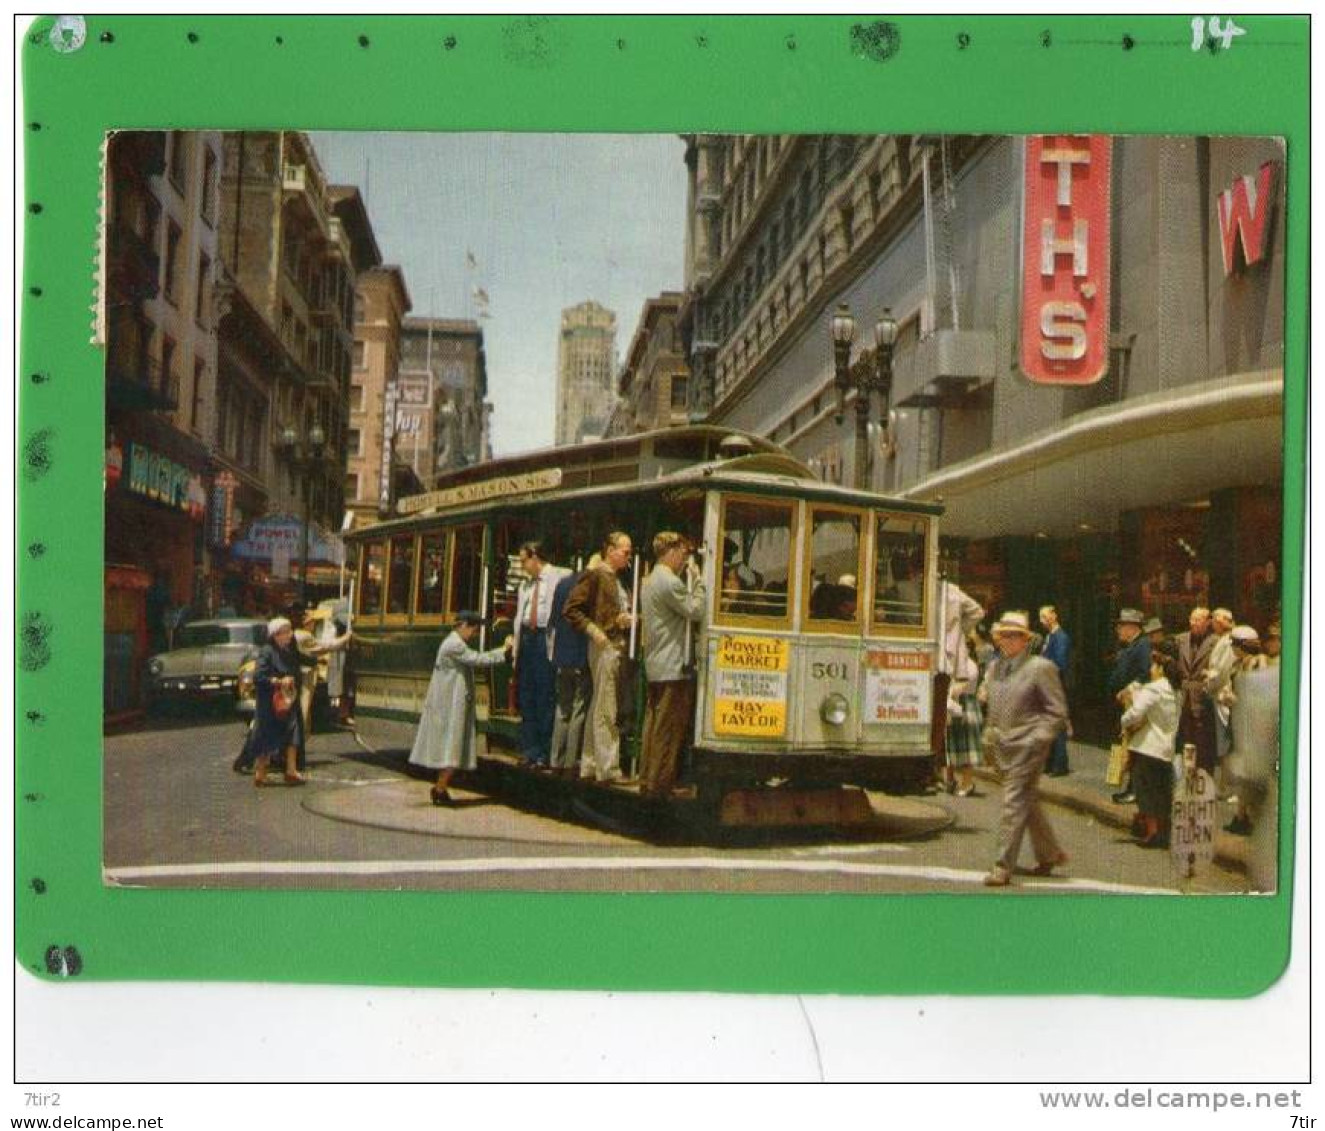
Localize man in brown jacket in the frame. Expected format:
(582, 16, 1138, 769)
(563, 531, 634, 782)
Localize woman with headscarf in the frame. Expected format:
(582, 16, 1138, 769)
(249, 617, 307, 787)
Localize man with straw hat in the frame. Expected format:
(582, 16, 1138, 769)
(981, 610, 1070, 887)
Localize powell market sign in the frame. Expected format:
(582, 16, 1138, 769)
(1020, 135, 1113, 386)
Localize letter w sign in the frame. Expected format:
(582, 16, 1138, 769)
(1217, 162, 1276, 276)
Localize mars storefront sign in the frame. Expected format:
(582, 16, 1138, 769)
(1020, 135, 1113, 386)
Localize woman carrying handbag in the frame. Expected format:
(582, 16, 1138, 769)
(250, 617, 308, 787)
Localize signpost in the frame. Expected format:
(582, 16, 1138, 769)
(1171, 744, 1217, 879)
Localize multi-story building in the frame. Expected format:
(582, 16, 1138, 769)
(102, 129, 224, 716)
(399, 318, 491, 476)
(606, 292, 690, 438)
(680, 133, 1285, 739)
(346, 266, 412, 519)
(211, 134, 381, 611)
(555, 300, 617, 446)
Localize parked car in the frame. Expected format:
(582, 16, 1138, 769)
(145, 619, 267, 712)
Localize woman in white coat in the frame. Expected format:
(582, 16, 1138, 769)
(409, 611, 513, 807)
(1119, 647, 1181, 848)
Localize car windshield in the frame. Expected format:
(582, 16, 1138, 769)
(174, 624, 261, 649)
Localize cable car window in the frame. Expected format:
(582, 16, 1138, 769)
(359, 541, 385, 617)
(416, 531, 451, 617)
(806, 508, 863, 626)
(451, 524, 484, 615)
(386, 535, 416, 617)
(873, 513, 928, 630)
(717, 496, 794, 623)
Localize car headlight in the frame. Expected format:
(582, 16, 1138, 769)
(148, 658, 165, 677)
(819, 693, 850, 726)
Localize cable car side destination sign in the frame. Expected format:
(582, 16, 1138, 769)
(398, 468, 563, 515)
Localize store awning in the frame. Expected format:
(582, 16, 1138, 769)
(902, 371, 1283, 540)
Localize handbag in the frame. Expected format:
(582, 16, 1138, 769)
(1105, 741, 1129, 787)
(272, 680, 296, 719)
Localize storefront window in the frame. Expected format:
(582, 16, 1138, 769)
(806, 508, 863, 627)
(716, 496, 794, 623)
(415, 531, 450, 617)
(450, 525, 484, 616)
(386, 535, 416, 617)
(359, 541, 385, 617)
(872, 513, 928, 632)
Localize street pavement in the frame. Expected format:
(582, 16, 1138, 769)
(104, 712, 1257, 895)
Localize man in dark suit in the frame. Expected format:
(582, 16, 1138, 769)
(1039, 605, 1072, 776)
(1175, 606, 1219, 774)
(1107, 607, 1152, 803)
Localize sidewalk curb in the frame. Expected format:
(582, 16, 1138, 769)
(971, 767, 1249, 875)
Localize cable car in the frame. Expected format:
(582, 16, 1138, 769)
(343, 426, 942, 826)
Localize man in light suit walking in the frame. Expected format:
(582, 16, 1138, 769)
(982, 610, 1070, 887)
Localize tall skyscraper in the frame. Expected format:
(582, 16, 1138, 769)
(555, 300, 617, 446)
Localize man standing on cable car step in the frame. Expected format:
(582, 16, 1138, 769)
(639, 532, 707, 800)
(564, 531, 635, 784)
(512, 541, 570, 769)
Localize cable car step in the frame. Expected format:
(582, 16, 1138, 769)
(717, 786, 874, 828)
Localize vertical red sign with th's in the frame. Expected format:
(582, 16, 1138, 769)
(1020, 135, 1113, 385)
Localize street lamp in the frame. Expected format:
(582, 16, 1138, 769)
(280, 422, 328, 605)
(831, 304, 899, 489)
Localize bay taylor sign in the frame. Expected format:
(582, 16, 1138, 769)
(1020, 135, 1113, 386)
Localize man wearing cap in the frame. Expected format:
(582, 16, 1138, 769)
(1263, 621, 1282, 667)
(1175, 606, 1219, 775)
(1038, 605, 1072, 776)
(408, 611, 513, 807)
(639, 532, 706, 800)
(981, 611, 1069, 887)
(1107, 608, 1152, 804)
(1144, 616, 1167, 652)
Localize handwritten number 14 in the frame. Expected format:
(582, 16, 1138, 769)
(1191, 16, 1246, 51)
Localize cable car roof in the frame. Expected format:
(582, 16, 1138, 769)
(350, 427, 942, 539)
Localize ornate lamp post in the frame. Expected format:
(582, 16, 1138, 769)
(280, 422, 327, 605)
(831, 303, 899, 489)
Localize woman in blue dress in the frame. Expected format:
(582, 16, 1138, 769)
(250, 617, 307, 787)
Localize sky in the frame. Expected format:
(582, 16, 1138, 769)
(309, 131, 689, 457)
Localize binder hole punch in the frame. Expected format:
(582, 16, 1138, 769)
(358, 34, 370, 48)
(99, 31, 114, 44)
(28, 202, 43, 214)
(186, 31, 199, 44)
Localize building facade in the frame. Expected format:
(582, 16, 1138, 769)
(606, 292, 690, 438)
(346, 266, 413, 519)
(680, 133, 1286, 739)
(211, 134, 381, 612)
(555, 300, 617, 446)
(399, 318, 491, 478)
(102, 129, 223, 717)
